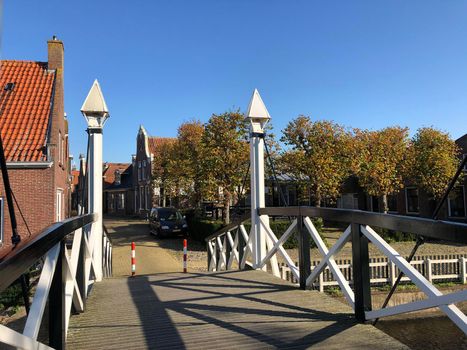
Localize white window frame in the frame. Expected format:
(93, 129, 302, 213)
(448, 185, 466, 218)
(118, 193, 125, 210)
(58, 132, 62, 165)
(405, 187, 419, 214)
(56, 189, 63, 221)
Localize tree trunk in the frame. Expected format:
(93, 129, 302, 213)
(193, 180, 202, 209)
(161, 187, 166, 207)
(382, 194, 388, 213)
(315, 191, 321, 207)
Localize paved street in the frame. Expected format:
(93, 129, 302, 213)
(105, 217, 182, 276)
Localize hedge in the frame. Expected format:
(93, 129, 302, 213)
(188, 215, 325, 249)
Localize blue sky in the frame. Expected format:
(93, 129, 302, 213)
(2, 1, 467, 163)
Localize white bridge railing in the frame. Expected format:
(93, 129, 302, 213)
(0, 213, 112, 349)
(206, 207, 467, 335)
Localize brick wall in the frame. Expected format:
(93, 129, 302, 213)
(48, 38, 70, 222)
(0, 167, 54, 257)
(0, 38, 71, 259)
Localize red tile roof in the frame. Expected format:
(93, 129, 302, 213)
(0, 60, 56, 162)
(103, 163, 131, 188)
(148, 137, 176, 156)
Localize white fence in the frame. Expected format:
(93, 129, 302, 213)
(280, 254, 467, 291)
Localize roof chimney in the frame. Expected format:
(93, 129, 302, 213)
(47, 36, 64, 71)
(79, 154, 86, 176)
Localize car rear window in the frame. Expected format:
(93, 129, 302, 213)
(158, 209, 182, 221)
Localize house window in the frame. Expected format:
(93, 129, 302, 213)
(405, 188, 419, 214)
(134, 189, 137, 213)
(56, 189, 63, 221)
(338, 193, 359, 209)
(448, 186, 466, 218)
(58, 132, 62, 165)
(115, 170, 121, 185)
(141, 186, 144, 208)
(118, 193, 125, 210)
(387, 194, 398, 212)
(287, 186, 297, 206)
(0, 198, 4, 244)
(463, 154, 467, 171)
(145, 185, 149, 209)
(109, 194, 114, 210)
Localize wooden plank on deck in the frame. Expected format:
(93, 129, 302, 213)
(67, 270, 408, 349)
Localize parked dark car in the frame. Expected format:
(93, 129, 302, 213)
(149, 207, 188, 238)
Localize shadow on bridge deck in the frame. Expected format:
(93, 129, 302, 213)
(67, 270, 408, 349)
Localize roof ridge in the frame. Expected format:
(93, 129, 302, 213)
(148, 136, 176, 139)
(1, 59, 48, 64)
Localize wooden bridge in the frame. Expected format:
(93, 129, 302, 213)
(1, 212, 466, 349)
(65, 219, 408, 350)
(67, 271, 407, 349)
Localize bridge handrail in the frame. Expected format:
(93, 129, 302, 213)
(206, 205, 467, 335)
(0, 212, 113, 349)
(259, 206, 467, 244)
(204, 212, 251, 242)
(0, 213, 96, 292)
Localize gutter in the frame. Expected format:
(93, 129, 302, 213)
(6, 161, 53, 169)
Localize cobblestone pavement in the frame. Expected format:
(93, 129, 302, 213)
(104, 217, 182, 276)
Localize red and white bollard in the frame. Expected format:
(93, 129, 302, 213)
(131, 242, 136, 276)
(183, 239, 187, 273)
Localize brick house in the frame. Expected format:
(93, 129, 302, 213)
(70, 154, 87, 215)
(103, 162, 135, 215)
(134, 125, 175, 217)
(336, 135, 467, 221)
(0, 37, 70, 259)
(266, 135, 467, 222)
(70, 168, 80, 215)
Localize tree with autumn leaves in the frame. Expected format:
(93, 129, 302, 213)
(279, 116, 460, 213)
(153, 111, 249, 224)
(352, 127, 410, 213)
(407, 127, 460, 200)
(280, 116, 353, 206)
(153, 110, 460, 221)
(201, 111, 249, 224)
(166, 120, 205, 208)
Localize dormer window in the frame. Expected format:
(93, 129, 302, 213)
(115, 170, 121, 185)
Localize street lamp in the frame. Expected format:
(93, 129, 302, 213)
(81, 79, 109, 282)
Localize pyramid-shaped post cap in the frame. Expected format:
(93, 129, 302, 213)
(81, 79, 109, 116)
(246, 89, 271, 122)
(81, 80, 109, 129)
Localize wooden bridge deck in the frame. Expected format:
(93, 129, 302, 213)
(67, 269, 408, 349)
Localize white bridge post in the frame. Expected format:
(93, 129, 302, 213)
(81, 80, 110, 282)
(246, 89, 271, 270)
